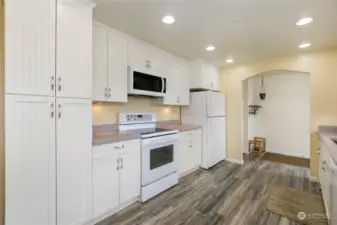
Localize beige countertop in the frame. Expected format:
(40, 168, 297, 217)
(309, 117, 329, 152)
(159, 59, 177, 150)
(92, 123, 201, 146)
(318, 126, 337, 165)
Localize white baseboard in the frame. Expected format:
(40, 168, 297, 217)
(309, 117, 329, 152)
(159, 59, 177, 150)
(225, 158, 244, 165)
(179, 166, 200, 178)
(309, 176, 320, 183)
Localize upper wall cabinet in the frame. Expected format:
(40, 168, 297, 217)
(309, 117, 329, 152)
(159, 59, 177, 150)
(56, 0, 95, 99)
(93, 24, 128, 102)
(190, 61, 220, 91)
(5, 0, 56, 96)
(158, 58, 190, 106)
(128, 40, 168, 77)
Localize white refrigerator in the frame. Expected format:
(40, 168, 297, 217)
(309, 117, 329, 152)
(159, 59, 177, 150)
(181, 91, 226, 169)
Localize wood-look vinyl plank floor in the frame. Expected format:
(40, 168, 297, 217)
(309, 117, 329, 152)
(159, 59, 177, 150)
(96, 157, 323, 225)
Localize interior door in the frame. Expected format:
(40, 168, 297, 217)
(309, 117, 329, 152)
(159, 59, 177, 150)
(207, 91, 226, 117)
(108, 31, 128, 102)
(56, 98, 92, 225)
(119, 140, 141, 204)
(56, 0, 93, 99)
(5, 0, 56, 96)
(93, 146, 120, 217)
(207, 117, 226, 167)
(5, 95, 56, 225)
(93, 25, 108, 101)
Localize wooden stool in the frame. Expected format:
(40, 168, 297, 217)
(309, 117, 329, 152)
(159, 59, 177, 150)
(249, 137, 266, 156)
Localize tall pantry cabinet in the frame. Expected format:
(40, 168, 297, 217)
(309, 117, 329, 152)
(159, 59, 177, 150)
(4, 1, 96, 225)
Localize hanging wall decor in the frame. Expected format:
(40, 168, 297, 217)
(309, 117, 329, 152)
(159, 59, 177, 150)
(259, 76, 266, 100)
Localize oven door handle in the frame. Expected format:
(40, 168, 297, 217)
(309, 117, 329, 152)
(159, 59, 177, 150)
(146, 141, 176, 148)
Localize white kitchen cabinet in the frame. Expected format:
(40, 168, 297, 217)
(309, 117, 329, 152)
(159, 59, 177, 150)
(56, 98, 93, 225)
(93, 24, 128, 102)
(93, 146, 120, 218)
(5, 0, 56, 96)
(93, 25, 108, 101)
(119, 140, 141, 204)
(93, 139, 141, 218)
(330, 159, 337, 225)
(190, 60, 220, 91)
(158, 59, 190, 106)
(128, 40, 168, 76)
(178, 129, 202, 177)
(56, 0, 95, 99)
(5, 95, 56, 225)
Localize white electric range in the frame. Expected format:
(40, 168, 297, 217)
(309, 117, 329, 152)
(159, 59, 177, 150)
(118, 112, 179, 202)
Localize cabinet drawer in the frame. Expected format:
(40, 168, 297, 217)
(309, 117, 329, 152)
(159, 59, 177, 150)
(93, 139, 141, 159)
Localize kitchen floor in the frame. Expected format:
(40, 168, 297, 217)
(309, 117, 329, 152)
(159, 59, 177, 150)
(97, 158, 322, 225)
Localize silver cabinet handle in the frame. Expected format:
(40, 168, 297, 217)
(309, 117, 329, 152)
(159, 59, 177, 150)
(58, 104, 62, 118)
(58, 77, 62, 92)
(114, 145, 124, 149)
(51, 103, 55, 118)
(51, 76, 55, 91)
(121, 158, 123, 170)
(105, 87, 108, 98)
(323, 160, 326, 164)
(109, 88, 111, 99)
(322, 167, 326, 172)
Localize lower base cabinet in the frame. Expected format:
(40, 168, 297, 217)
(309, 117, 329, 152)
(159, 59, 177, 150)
(178, 129, 202, 176)
(93, 139, 141, 218)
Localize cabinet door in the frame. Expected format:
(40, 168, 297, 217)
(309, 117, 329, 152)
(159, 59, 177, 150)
(108, 31, 128, 103)
(93, 145, 120, 217)
(5, 95, 56, 225)
(93, 25, 108, 101)
(56, 0, 94, 99)
(178, 63, 190, 105)
(56, 98, 92, 225)
(119, 140, 141, 204)
(202, 64, 219, 91)
(5, 0, 56, 96)
(330, 161, 337, 225)
(178, 132, 190, 176)
(128, 40, 148, 71)
(192, 129, 202, 167)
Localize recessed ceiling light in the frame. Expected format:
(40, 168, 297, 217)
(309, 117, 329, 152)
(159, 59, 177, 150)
(206, 45, 215, 51)
(298, 42, 311, 48)
(296, 17, 313, 26)
(162, 15, 175, 25)
(226, 58, 234, 63)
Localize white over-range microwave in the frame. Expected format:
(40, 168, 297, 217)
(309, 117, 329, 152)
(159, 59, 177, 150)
(128, 67, 167, 97)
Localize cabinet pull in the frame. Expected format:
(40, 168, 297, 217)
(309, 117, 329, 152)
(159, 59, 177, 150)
(117, 166, 119, 171)
(121, 164, 123, 170)
(322, 160, 326, 164)
(109, 88, 111, 99)
(51, 76, 55, 91)
(58, 104, 62, 118)
(114, 145, 124, 149)
(51, 103, 55, 118)
(105, 87, 108, 98)
(189, 145, 192, 148)
(322, 167, 326, 172)
(58, 77, 62, 92)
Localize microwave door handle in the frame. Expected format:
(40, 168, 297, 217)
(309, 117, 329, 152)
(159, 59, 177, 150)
(161, 77, 165, 94)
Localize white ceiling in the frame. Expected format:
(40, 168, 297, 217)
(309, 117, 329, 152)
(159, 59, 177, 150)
(94, 0, 337, 66)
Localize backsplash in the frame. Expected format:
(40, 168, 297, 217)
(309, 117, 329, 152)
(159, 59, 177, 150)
(92, 96, 181, 125)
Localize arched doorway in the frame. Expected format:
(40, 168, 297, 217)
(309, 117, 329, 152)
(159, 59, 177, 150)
(241, 70, 310, 162)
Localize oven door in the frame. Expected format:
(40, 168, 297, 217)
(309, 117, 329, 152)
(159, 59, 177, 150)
(128, 67, 166, 97)
(141, 134, 177, 186)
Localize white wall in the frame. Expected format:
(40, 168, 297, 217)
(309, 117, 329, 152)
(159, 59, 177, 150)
(246, 72, 310, 158)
